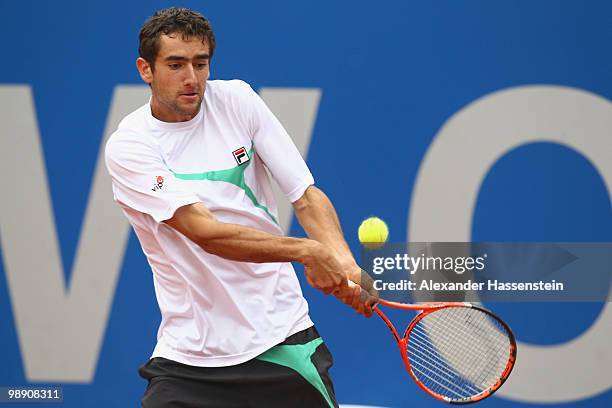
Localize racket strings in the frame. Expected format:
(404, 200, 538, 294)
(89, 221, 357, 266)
(408, 334, 482, 399)
(419, 308, 509, 381)
(413, 312, 506, 392)
(409, 330, 482, 394)
(413, 316, 507, 384)
(408, 343, 481, 399)
(409, 309, 508, 395)
(406, 307, 512, 401)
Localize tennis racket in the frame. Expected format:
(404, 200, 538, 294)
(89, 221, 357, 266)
(373, 299, 517, 404)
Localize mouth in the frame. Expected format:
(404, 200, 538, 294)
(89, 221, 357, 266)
(179, 92, 199, 102)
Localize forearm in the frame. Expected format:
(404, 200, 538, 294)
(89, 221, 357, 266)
(293, 186, 378, 296)
(293, 186, 353, 263)
(197, 222, 315, 264)
(166, 202, 317, 265)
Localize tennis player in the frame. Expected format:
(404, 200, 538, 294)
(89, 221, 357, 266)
(105, 7, 376, 408)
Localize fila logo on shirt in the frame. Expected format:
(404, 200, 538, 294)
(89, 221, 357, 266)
(232, 146, 250, 165)
(151, 176, 164, 192)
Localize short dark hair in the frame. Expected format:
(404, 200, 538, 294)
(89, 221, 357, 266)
(139, 7, 216, 69)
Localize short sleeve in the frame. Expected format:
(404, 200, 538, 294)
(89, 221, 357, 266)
(105, 134, 200, 222)
(237, 82, 315, 203)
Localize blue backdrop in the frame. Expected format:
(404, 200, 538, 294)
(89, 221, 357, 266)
(1, 1, 611, 407)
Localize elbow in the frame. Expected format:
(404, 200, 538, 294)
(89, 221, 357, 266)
(292, 185, 320, 213)
(165, 204, 223, 250)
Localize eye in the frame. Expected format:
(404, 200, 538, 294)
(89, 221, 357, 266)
(196, 62, 209, 70)
(168, 63, 181, 70)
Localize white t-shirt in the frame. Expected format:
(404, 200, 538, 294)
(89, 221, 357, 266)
(105, 80, 315, 367)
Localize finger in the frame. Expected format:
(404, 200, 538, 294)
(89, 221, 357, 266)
(363, 295, 376, 318)
(335, 282, 373, 316)
(346, 281, 370, 315)
(330, 274, 349, 296)
(335, 285, 355, 305)
(354, 289, 378, 317)
(350, 286, 361, 310)
(342, 287, 364, 316)
(358, 288, 372, 316)
(335, 287, 360, 313)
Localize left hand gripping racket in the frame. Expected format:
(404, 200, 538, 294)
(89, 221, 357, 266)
(373, 299, 517, 404)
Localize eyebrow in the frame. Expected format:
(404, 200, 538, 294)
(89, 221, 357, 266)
(164, 53, 210, 62)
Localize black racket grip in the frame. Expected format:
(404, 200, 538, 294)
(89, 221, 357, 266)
(354, 268, 379, 298)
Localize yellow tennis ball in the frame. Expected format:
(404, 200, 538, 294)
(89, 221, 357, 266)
(358, 217, 389, 249)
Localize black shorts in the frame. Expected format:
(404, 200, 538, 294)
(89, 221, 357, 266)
(138, 326, 339, 408)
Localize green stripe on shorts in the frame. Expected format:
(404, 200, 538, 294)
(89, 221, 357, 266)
(255, 338, 335, 408)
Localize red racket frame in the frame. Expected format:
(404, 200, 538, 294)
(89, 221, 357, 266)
(373, 299, 517, 404)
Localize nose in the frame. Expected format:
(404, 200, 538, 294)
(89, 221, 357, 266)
(183, 65, 197, 87)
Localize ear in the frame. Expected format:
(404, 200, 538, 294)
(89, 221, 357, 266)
(136, 57, 154, 84)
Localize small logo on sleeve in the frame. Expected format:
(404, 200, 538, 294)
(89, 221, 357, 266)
(152, 176, 164, 192)
(232, 146, 250, 165)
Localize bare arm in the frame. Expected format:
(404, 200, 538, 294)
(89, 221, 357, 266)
(165, 202, 348, 295)
(292, 186, 351, 261)
(293, 185, 378, 315)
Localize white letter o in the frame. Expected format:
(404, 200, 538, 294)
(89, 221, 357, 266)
(409, 85, 612, 403)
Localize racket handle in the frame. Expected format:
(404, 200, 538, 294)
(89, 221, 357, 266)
(346, 280, 379, 310)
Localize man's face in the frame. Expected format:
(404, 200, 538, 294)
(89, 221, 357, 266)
(141, 34, 210, 122)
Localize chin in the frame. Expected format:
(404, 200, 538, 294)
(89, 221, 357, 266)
(178, 101, 202, 116)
